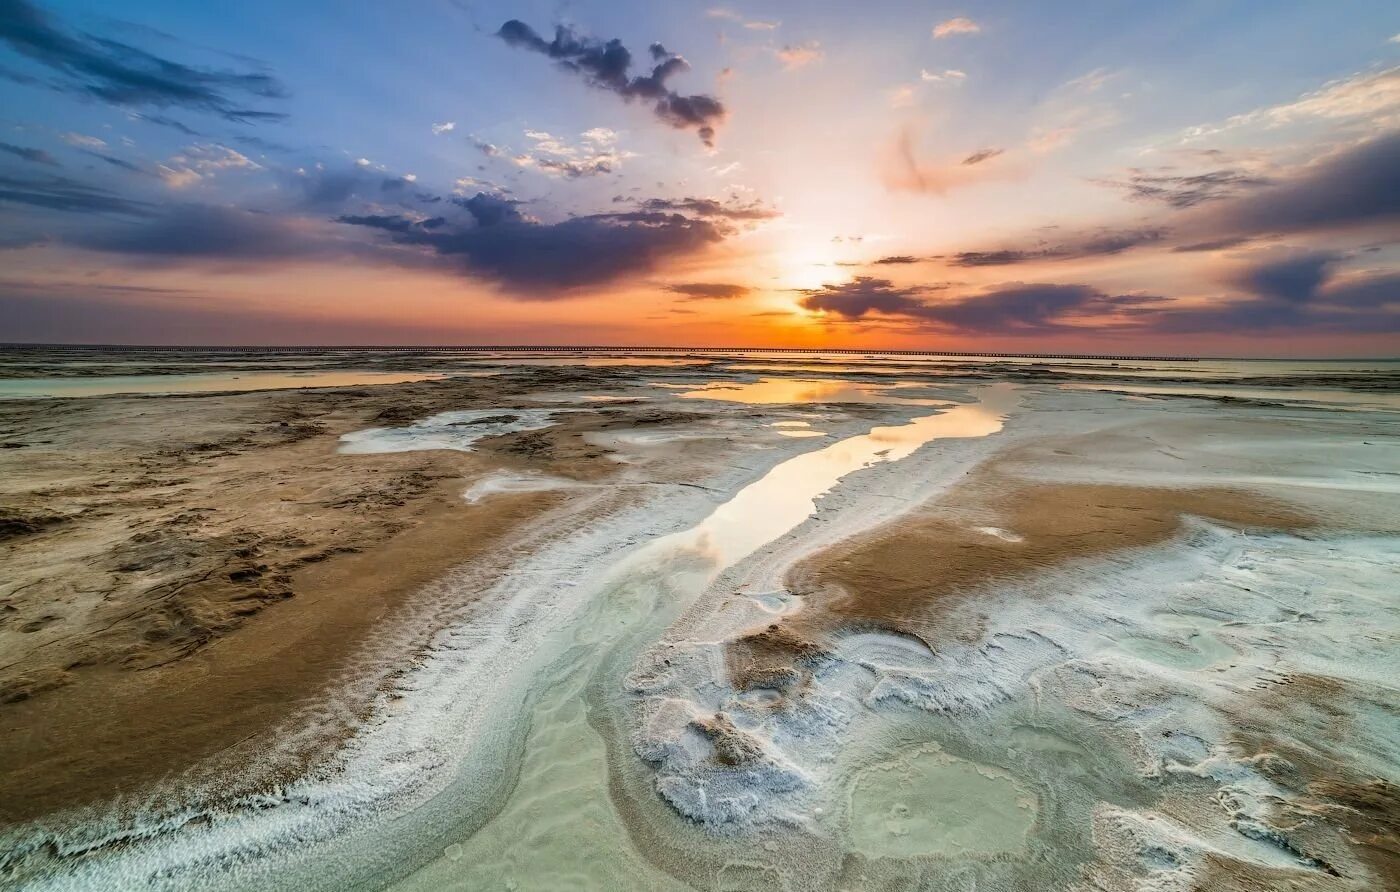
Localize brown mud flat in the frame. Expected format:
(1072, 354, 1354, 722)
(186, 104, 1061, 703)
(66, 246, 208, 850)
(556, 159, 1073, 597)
(0, 371, 691, 825)
(727, 470, 1313, 692)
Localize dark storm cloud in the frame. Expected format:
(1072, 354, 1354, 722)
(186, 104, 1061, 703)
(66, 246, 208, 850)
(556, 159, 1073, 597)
(497, 20, 726, 146)
(665, 282, 750, 299)
(336, 192, 727, 293)
(0, 140, 58, 165)
(0, 0, 287, 121)
(1094, 168, 1273, 208)
(0, 171, 152, 215)
(948, 228, 1166, 267)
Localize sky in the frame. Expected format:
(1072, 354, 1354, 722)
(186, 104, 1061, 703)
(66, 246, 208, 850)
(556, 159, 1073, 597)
(0, 0, 1397, 355)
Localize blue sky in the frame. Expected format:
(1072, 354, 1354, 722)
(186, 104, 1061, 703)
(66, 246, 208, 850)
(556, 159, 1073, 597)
(1, 0, 1398, 353)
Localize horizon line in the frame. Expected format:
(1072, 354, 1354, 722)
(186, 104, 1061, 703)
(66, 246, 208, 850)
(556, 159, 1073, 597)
(4, 342, 1399, 362)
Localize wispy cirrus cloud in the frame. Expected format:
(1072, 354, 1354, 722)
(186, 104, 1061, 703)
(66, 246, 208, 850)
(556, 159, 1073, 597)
(0, 140, 58, 166)
(0, 0, 287, 121)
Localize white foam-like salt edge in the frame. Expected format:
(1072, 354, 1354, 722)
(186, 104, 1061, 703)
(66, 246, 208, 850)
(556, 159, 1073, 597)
(461, 471, 578, 503)
(9, 391, 949, 890)
(337, 408, 560, 454)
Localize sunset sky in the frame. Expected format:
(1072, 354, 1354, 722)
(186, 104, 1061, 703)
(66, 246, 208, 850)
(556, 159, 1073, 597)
(1, 0, 1397, 355)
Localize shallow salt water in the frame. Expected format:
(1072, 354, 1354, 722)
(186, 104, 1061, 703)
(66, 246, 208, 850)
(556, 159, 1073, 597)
(847, 743, 1037, 860)
(676, 377, 949, 406)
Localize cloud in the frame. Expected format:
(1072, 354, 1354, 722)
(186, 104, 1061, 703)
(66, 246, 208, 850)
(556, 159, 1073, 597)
(954, 130, 1400, 267)
(775, 42, 822, 70)
(337, 191, 731, 293)
(60, 131, 105, 148)
(496, 20, 726, 146)
(1184, 66, 1400, 139)
(799, 277, 930, 318)
(1194, 130, 1400, 237)
(962, 147, 1004, 166)
(665, 282, 750, 299)
(506, 128, 633, 178)
(0, 170, 153, 215)
(804, 255, 1400, 337)
(632, 196, 779, 220)
(883, 128, 1017, 194)
(932, 17, 980, 38)
(920, 68, 966, 83)
(948, 228, 1166, 266)
(83, 151, 145, 174)
(0, 0, 287, 121)
(872, 255, 921, 264)
(471, 137, 502, 157)
(1145, 248, 1400, 334)
(74, 203, 329, 260)
(799, 277, 1174, 334)
(0, 141, 58, 165)
(706, 9, 778, 30)
(128, 112, 201, 135)
(1094, 167, 1274, 208)
(431, 121, 455, 135)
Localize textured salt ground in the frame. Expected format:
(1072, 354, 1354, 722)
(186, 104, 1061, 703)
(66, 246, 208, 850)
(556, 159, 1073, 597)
(732, 478, 1314, 689)
(625, 391, 1400, 891)
(10, 378, 1400, 890)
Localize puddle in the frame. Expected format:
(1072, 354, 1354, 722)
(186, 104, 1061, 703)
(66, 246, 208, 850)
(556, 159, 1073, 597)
(339, 409, 558, 454)
(677, 378, 948, 406)
(0, 371, 445, 399)
(847, 743, 1037, 859)
(769, 420, 826, 439)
